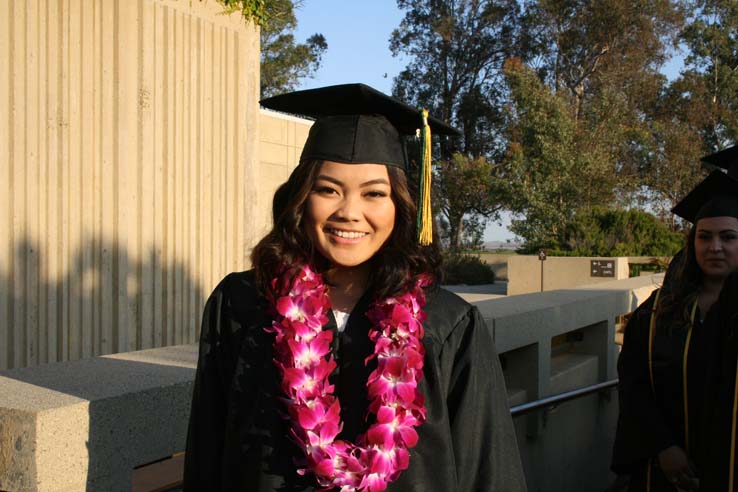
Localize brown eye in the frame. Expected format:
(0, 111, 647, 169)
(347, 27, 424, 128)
(313, 186, 337, 195)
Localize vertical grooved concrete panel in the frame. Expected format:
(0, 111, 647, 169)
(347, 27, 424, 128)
(0, 0, 260, 370)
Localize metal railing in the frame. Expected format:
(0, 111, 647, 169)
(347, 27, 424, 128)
(510, 379, 619, 417)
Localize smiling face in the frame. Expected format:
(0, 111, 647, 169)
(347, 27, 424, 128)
(694, 216, 738, 280)
(304, 161, 396, 268)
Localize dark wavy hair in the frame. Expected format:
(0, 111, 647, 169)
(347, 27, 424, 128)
(656, 226, 701, 330)
(251, 160, 442, 300)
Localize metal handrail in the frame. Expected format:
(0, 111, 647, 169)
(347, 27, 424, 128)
(510, 379, 619, 417)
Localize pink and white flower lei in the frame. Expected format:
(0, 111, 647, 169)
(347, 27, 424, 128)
(268, 265, 430, 492)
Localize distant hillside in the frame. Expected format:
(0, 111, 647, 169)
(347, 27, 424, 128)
(482, 241, 521, 251)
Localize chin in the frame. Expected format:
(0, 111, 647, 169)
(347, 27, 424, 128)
(327, 255, 372, 268)
(703, 267, 732, 280)
(316, 242, 381, 269)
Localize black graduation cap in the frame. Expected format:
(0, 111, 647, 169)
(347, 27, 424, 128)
(701, 145, 738, 178)
(671, 170, 738, 223)
(259, 83, 460, 170)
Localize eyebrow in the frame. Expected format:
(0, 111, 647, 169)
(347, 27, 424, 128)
(697, 228, 738, 233)
(315, 175, 390, 187)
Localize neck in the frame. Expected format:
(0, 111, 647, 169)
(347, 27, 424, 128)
(325, 264, 370, 312)
(698, 275, 726, 315)
(701, 275, 725, 296)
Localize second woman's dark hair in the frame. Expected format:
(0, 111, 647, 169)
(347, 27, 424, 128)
(251, 160, 442, 300)
(657, 226, 701, 329)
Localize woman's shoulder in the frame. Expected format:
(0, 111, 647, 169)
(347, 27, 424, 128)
(423, 287, 480, 341)
(209, 269, 262, 306)
(204, 270, 270, 334)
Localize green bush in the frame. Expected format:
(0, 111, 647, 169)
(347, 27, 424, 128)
(629, 257, 672, 277)
(535, 207, 683, 257)
(442, 254, 496, 285)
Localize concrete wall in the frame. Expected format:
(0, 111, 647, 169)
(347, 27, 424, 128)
(0, 0, 260, 369)
(0, 275, 663, 492)
(479, 254, 674, 284)
(256, 109, 313, 239)
(507, 256, 630, 295)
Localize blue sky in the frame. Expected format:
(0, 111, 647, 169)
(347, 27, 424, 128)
(293, 0, 405, 95)
(293, 2, 685, 242)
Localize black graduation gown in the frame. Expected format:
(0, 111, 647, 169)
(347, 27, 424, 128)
(183, 271, 526, 492)
(696, 272, 738, 490)
(612, 290, 718, 491)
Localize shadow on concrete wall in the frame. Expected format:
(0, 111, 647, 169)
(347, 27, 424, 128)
(1, 234, 209, 369)
(0, 235, 212, 489)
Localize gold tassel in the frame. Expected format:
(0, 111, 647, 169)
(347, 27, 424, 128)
(417, 109, 433, 245)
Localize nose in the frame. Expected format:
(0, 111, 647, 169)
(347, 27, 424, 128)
(708, 237, 723, 252)
(331, 193, 362, 222)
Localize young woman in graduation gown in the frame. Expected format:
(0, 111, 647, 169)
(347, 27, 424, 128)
(183, 84, 526, 492)
(612, 171, 738, 491)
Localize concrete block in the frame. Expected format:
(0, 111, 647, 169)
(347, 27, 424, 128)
(0, 345, 197, 491)
(549, 352, 599, 394)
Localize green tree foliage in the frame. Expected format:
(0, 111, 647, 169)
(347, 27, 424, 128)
(677, 0, 738, 149)
(518, 0, 684, 195)
(259, 0, 327, 97)
(434, 154, 505, 250)
(392, 0, 732, 252)
(520, 0, 682, 121)
(503, 59, 618, 249)
(554, 207, 683, 257)
(636, 0, 737, 217)
(391, 0, 518, 251)
(217, 0, 268, 25)
(391, 0, 521, 158)
(504, 1, 689, 248)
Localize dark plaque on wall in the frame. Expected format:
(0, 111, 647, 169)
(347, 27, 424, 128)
(591, 260, 615, 277)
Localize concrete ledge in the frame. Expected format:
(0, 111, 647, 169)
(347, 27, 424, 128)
(0, 346, 196, 492)
(462, 274, 661, 492)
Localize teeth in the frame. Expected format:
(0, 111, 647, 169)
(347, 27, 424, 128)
(329, 229, 367, 239)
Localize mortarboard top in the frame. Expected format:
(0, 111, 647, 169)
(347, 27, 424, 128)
(259, 83, 460, 170)
(671, 170, 738, 223)
(701, 145, 738, 179)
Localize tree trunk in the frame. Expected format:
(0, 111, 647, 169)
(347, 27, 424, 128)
(450, 216, 464, 251)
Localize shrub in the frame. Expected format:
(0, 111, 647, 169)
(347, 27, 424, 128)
(442, 254, 496, 285)
(553, 208, 683, 257)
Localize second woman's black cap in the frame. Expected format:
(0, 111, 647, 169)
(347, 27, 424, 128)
(672, 170, 738, 223)
(259, 83, 460, 170)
